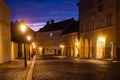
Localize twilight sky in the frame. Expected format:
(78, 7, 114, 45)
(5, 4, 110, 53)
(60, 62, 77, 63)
(6, 0, 80, 31)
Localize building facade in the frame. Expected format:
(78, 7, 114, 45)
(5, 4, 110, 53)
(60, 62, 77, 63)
(11, 20, 35, 59)
(78, 0, 120, 59)
(0, 0, 11, 63)
(61, 21, 79, 57)
(36, 19, 77, 56)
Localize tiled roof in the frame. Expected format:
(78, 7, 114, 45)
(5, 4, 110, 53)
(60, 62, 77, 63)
(37, 18, 75, 32)
(62, 21, 79, 35)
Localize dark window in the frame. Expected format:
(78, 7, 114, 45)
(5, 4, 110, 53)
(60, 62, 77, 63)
(106, 13, 112, 26)
(86, 1, 94, 10)
(97, 0, 102, 3)
(118, 15, 120, 26)
(80, 7, 84, 14)
(98, 16, 102, 28)
(98, 5, 103, 12)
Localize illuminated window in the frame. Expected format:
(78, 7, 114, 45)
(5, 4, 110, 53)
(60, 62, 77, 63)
(50, 32, 53, 37)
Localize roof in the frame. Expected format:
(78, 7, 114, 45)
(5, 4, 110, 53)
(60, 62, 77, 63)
(4, 0, 10, 7)
(62, 21, 79, 35)
(37, 18, 75, 32)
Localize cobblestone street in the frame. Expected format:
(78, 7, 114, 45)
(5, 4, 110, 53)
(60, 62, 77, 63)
(33, 56, 120, 80)
(0, 59, 32, 80)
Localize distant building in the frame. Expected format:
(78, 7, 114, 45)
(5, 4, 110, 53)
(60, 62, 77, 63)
(61, 21, 79, 57)
(36, 18, 78, 56)
(0, 0, 11, 64)
(78, 0, 120, 59)
(11, 20, 35, 59)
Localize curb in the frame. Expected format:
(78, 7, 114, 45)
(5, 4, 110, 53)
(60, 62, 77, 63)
(26, 56, 36, 80)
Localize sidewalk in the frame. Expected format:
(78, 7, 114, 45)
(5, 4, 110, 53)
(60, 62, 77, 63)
(73, 57, 120, 64)
(0, 57, 35, 80)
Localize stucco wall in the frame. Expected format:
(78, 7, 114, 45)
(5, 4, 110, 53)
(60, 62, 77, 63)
(79, 27, 116, 59)
(36, 30, 62, 55)
(11, 42, 18, 60)
(62, 32, 78, 57)
(0, 0, 11, 64)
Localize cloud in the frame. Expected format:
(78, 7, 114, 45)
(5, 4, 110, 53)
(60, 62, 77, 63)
(28, 22, 46, 31)
(6, 0, 79, 31)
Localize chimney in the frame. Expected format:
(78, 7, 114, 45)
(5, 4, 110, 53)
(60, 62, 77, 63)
(15, 20, 18, 23)
(11, 21, 13, 24)
(47, 21, 50, 25)
(51, 20, 55, 24)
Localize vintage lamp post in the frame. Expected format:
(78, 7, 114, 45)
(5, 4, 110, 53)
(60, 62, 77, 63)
(27, 36, 31, 60)
(21, 25, 27, 67)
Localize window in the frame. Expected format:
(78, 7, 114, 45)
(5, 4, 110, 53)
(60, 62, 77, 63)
(98, 16, 102, 28)
(106, 13, 112, 26)
(86, 1, 93, 10)
(97, 0, 102, 3)
(80, 7, 84, 14)
(91, 17, 95, 30)
(118, 15, 120, 26)
(98, 5, 103, 12)
(50, 32, 53, 37)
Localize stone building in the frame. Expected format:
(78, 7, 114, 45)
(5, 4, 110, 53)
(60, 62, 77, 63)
(36, 18, 77, 56)
(0, 0, 11, 63)
(78, 0, 120, 59)
(61, 21, 79, 57)
(11, 20, 35, 59)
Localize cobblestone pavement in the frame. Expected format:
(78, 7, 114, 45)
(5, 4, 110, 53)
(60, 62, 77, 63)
(33, 56, 120, 80)
(0, 59, 32, 80)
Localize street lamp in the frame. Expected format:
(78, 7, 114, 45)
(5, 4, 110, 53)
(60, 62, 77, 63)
(32, 42, 36, 56)
(27, 36, 31, 60)
(21, 25, 26, 32)
(21, 25, 27, 67)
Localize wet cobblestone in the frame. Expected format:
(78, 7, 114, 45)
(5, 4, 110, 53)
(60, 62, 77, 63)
(33, 56, 120, 80)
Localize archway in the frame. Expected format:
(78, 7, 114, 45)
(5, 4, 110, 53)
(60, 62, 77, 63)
(110, 42, 113, 59)
(96, 37, 105, 59)
(68, 47, 71, 56)
(90, 39, 95, 58)
(66, 47, 69, 56)
(72, 47, 75, 57)
(84, 39, 89, 58)
(75, 46, 78, 57)
(80, 39, 84, 58)
(104, 37, 113, 59)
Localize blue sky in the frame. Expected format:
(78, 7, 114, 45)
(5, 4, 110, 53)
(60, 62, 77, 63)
(6, 0, 80, 31)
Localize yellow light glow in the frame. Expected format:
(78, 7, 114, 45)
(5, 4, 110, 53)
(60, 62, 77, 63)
(75, 42, 79, 46)
(32, 42, 36, 48)
(33, 45, 36, 48)
(39, 47, 42, 50)
(32, 42, 35, 45)
(21, 25, 26, 32)
(27, 36, 31, 41)
(60, 45, 64, 48)
(99, 37, 105, 43)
